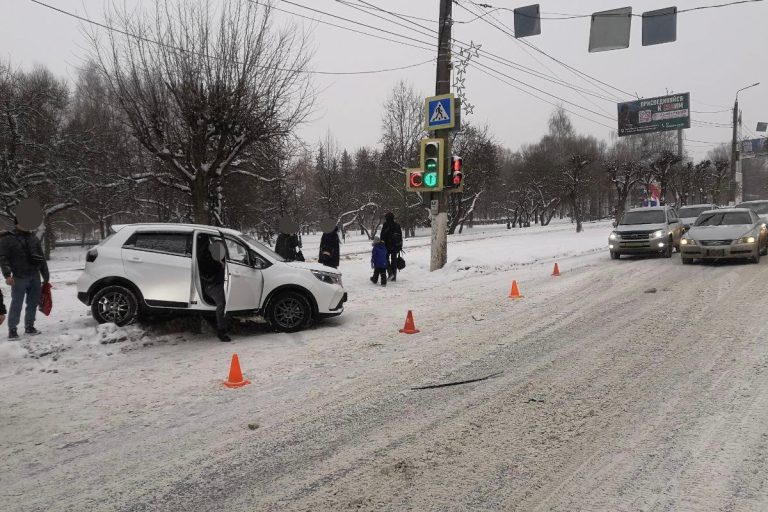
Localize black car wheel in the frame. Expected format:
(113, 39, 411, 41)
(91, 285, 139, 326)
(610, 251, 620, 260)
(681, 257, 693, 265)
(752, 247, 761, 264)
(267, 291, 312, 333)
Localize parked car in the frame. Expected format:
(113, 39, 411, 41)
(677, 203, 718, 230)
(735, 200, 768, 222)
(609, 206, 684, 259)
(76, 224, 347, 332)
(679, 208, 768, 264)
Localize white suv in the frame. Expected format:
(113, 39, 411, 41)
(76, 224, 347, 332)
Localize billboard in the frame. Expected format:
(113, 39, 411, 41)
(617, 92, 690, 137)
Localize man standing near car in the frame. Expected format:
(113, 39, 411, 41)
(379, 212, 403, 282)
(0, 215, 49, 339)
(197, 237, 231, 342)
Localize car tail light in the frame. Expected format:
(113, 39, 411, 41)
(86, 248, 98, 263)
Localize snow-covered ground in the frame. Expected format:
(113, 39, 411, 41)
(5, 219, 768, 511)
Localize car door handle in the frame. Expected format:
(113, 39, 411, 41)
(130, 256, 143, 263)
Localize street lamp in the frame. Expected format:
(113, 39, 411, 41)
(731, 82, 761, 204)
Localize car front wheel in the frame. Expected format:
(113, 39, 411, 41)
(610, 251, 620, 260)
(681, 257, 693, 265)
(752, 247, 761, 264)
(267, 291, 312, 333)
(91, 285, 139, 326)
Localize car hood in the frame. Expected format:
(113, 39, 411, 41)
(284, 261, 341, 274)
(686, 225, 753, 240)
(615, 223, 667, 233)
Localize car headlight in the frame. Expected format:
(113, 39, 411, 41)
(609, 232, 620, 241)
(680, 238, 696, 246)
(735, 236, 756, 244)
(650, 230, 665, 239)
(311, 269, 342, 286)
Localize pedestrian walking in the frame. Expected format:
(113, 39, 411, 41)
(0, 216, 49, 339)
(318, 222, 340, 269)
(197, 237, 231, 342)
(379, 212, 403, 281)
(370, 237, 388, 286)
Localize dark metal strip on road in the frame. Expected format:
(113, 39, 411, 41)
(410, 371, 504, 390)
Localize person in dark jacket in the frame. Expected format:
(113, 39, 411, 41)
(0, 217, 49, 339)
(370, 237, 388, 286)
(318, 226, 341, 269)
(197, 236, 231, 342)
(274, 232, 301, 261)
(379, 212, 403, 281)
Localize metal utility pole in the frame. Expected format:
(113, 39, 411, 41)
(730, 82, 760, 204)
(730, 97, 739, 205)
(430, 0, 452, 271)
(677, 128, 683, 159)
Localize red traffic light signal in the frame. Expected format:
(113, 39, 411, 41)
(446, 155, 463, 190)
(409, 171, 423, 188)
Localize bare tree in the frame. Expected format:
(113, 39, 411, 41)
(381, 80, 425, 237)
(89, 0, 314, 225)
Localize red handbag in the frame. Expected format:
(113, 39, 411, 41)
(40, 282, 53, 316)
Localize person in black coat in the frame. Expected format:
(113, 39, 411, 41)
(379, 212, 403, 281)
(318, 226, 341, 269)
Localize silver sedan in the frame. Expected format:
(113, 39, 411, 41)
(680, 208, 768, 264)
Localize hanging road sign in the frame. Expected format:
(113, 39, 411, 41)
(425, 93, 456, 131)
(617, 92, 690, 137)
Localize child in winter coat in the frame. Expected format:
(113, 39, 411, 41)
(370, 237, 388, 286)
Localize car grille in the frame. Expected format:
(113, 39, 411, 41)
(700, 240, 733, 246)
(620, 231, 650, 241)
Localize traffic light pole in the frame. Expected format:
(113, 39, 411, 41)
(430, 0, 452, 271)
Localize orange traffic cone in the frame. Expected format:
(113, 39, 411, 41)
(509, 280, 523, 299)
(399, 310, 420, 334)
(552, 263, 561, 277)
(223, 353, 250, 388)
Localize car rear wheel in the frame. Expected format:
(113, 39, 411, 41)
(91, 285, 139, 326)
(267, 291, 312, 333)
(610, 251, 620, 260)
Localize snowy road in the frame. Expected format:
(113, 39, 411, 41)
(4, 223, 768, 511)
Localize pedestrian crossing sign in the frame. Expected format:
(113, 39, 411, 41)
(425, 93, 456, 131)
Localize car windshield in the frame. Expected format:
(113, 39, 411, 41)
(240, 234, 287, 262)
(695, 212, 752, 226)
(736, 202, 768, 214)
(678, 206, 712, 218)
(620, 210, 666, 225)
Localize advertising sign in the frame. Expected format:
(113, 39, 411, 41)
(617, 92, 690, 136)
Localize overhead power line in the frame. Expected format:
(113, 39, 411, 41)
(457, 0, 635, 99)
(470, 0, 764, 20)
(343, 0, 620, 104)
(28, 0, 434, 75)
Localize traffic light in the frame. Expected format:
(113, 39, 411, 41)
(446, 155, 463, 190)
(419, 138, 444, 191)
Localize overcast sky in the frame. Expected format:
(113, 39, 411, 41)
(2, 0, 766, 161)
